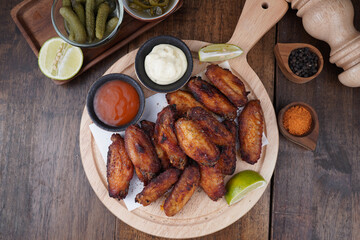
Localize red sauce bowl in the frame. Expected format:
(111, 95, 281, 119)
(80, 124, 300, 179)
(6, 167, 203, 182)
(86, 73, 145, 132)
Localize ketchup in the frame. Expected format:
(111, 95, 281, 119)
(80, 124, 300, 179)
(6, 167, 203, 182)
(94, 80, 140, 127)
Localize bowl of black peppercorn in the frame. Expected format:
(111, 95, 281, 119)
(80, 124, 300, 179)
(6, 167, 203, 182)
(274, 43, 324, 84)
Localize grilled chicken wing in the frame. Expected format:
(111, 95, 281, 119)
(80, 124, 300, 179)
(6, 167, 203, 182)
(187, 77, 237, 120)
(135, 168, 181, 206)
(216, 120, 237, 175)
(164, 164, 200, 217)
(238, 100, 264, 164)
(166, 90, 206, 116)
(175, 118, 220, 166)
(199, 165, 226, 201)
(125, 125, 161, 185)
(155, 105, 187, 170)
(206, 64, 248, 107)
(141, 120, 171, 170)
(107, 134, 134, 200)
(187, 107, 233, 146)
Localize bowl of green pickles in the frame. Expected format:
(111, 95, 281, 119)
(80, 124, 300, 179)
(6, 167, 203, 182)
(124, 0, 180, 22)
(51, 0, 124, 48)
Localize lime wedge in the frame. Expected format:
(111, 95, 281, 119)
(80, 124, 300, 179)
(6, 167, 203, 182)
(38, 37, 83, 80)
(198, 44, 243, 62)
(225, 170, 266, 205)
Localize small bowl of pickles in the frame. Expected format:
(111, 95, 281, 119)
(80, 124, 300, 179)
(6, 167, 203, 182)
(124, 0, 180, 22)
(51, 0, 124, 48)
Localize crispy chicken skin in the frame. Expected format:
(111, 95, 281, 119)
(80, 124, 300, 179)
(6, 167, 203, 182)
(187, 107, 233, 146)
(141, 120, 171, 170)
(107, 134, 134, 200)
(155, 105, 188, 170)
(140, 120, 156, 136)
(125, 125, 161, 185)
(135, 168, 181, 206)
(164, 164, 200, 217)
(199, 165, 226, 201)
(187, 77, 237, 120)
(205, 64, 248, 107)
(238, 100, 264, 164)
(175, 118, 220, 166)
(216, 120, 237, 175)
(166, 90, 206, 116)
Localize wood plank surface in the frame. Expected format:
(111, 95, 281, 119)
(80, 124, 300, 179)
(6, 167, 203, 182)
(272, 2, 360, 240)
(2, 0, 359, 239)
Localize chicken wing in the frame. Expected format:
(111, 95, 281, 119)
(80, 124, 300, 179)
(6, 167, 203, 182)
(164, 164, 200, 217)
(106, 134, 134, 200)
(135, 168, 181, 206)
(141, 120, 171, 170)
(206, 64, 248, 107)
(238, 100, 264, 164)
(216, 120, 237, 175)
(175, 118, 219, 166)
(166, 90, 206, 116)
(125, 125, 161, 185)
(155, 105, 188, 170)
(187, 106, 233, 146)
(187, 77, 237, 120)
(199, 165, 226, 201)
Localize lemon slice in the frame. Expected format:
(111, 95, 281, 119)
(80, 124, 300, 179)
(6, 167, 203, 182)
(198, 44, 243, 62)
(225, 170, 267, 205)
(38, 37, 83, 80)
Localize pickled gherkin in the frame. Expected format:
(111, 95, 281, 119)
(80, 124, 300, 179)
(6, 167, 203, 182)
(59, 0, 120, 44)
(73, 2, 86, 26)
(62, 0, 71, 7)
(85, 0, 96, 42)
(104, 17, 119, 36)
(95, 3, 111, 39)
(96, 0, 105, 6)
(59, 7, 87, 43)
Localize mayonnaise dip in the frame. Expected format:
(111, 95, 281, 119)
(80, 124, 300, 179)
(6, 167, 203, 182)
(144, 44, 187, 85)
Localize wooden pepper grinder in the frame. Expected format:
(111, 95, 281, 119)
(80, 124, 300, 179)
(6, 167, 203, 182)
(286, 0, 360, 87)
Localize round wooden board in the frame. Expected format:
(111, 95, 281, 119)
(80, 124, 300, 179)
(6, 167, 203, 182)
(79, 39, 279, 238)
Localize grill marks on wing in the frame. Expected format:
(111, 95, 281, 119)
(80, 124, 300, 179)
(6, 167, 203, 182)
(199, 165, 226, 201)
(106, 134, 134, 200)
(175, 118, 220, 167)
(164, 164, 200, 217)
(216, 120, 237, 175)
(187, 77, 237, 120)
(136, 168, 181, 206)
(187, 106, 233, 146)
(155, 105, 188, 170)
(166, 90, 206, 116)
(206, 64, 248, 107)
(125, 125, 161, 185)
(238, 100, 264, 164)
(141, 120, 171, 170)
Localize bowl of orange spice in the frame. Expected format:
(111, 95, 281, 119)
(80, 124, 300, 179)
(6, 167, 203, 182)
(278, 102, 319, 151)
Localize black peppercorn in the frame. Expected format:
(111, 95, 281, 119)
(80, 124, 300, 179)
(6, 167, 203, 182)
(288, 47, 319, 78)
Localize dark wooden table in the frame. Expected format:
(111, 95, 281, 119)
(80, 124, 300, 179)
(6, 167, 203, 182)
(1, 0, 359, 239)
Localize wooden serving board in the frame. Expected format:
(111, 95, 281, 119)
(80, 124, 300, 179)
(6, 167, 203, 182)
(79, 0, 288, 238)
(10, 0, 182, 85)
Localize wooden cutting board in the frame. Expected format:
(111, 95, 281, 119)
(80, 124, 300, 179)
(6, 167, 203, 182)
(79, 0, 288, 238)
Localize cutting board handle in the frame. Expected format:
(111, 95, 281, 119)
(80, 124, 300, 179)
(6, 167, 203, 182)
(228, 0, 288, 53)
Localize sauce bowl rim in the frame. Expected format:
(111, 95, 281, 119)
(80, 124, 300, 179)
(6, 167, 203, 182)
(135, 35, 193, 93)
(86, 73, 145, 132)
